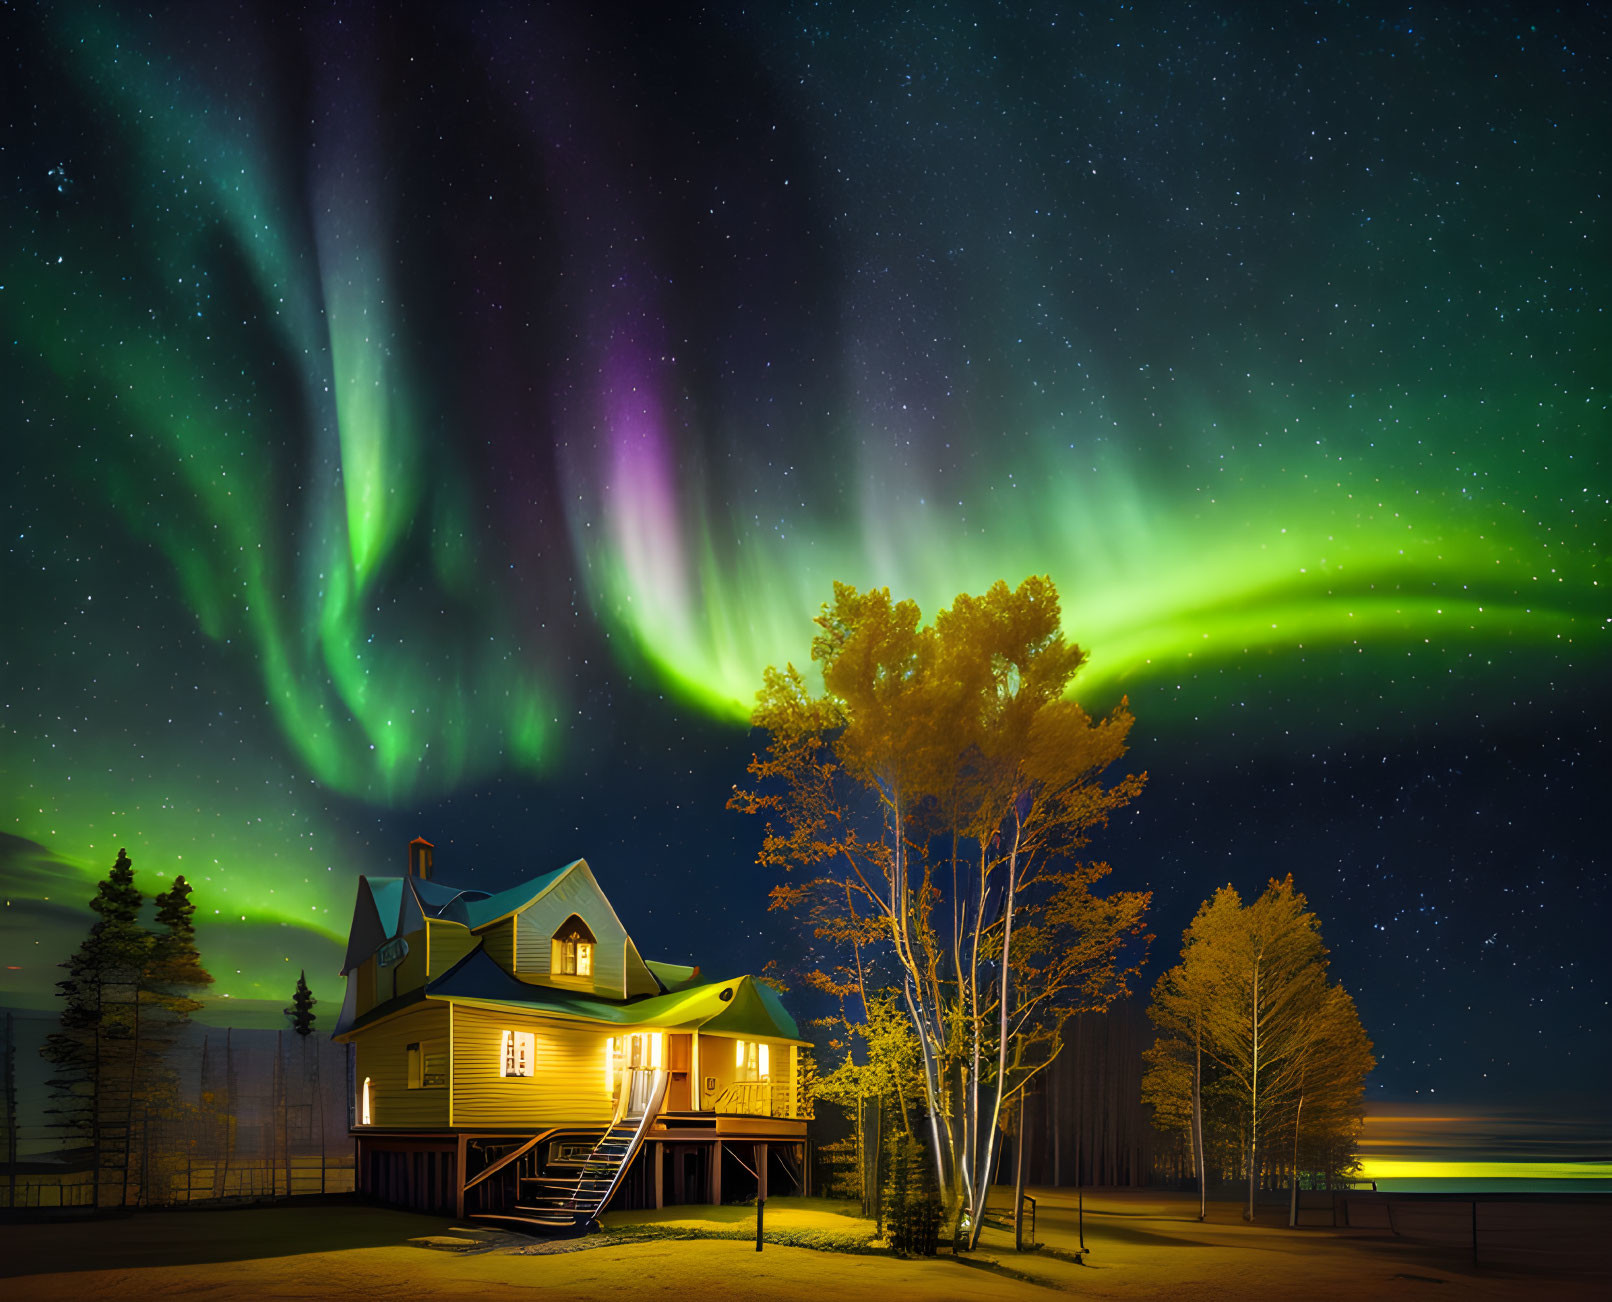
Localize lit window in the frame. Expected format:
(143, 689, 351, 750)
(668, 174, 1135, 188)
(735, 1040, 770, 1082)
(500, 1029, 536, 1078)
(605, 1032, 662, 1087)
(361, 1077, 372, 1126)
(552, 916, 596, 977)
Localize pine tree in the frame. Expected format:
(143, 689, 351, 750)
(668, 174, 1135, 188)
(40, 849, 152, 1205)
(286, 971, 318, 1037)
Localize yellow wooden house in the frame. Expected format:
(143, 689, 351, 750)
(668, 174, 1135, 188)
(332, 839, 811, 1230)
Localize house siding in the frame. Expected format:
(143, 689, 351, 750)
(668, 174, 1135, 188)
(356, 958, 377, 1017)
(355, 1004, 451, 1129)
(513, 869, 627, 996)
(427, 918, 478, 977)
(390, 927, 429, 999)
(477, 918, 516, 975)
(450, 1004, 615, 1129)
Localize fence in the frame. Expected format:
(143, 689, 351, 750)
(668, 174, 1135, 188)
(3, 1016, 356, 1209)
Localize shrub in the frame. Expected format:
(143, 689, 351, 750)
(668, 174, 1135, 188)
(881, 1134, 942, 1256)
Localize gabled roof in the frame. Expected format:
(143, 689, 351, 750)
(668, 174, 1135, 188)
(420, 945, 807, 1043)
(447, 862, 577, 930)
(341, 876, 406, 974)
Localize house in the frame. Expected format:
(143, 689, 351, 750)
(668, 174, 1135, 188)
(332, 838, 811, 1231)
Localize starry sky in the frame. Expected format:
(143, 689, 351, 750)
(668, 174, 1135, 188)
(2, 2, 1606, 1144)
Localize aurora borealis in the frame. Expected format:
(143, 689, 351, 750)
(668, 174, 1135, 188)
(2, 0, 1606, 1132)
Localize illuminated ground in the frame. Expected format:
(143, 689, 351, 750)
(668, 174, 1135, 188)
(2, 1189, 1606, 1300)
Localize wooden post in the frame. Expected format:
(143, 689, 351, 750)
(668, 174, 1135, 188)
(454, 1134, 468, 1219)
(755, 1142, 768, 1252)
(654, 1142, 664, 1209)
(711, 1140, 722, 1206)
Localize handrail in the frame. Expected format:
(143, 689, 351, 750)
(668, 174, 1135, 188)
(567, 1068, 668, 1216)
(463, 1129, 559, 1193)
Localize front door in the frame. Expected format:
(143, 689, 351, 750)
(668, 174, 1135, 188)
(667, 1033, 692, 1111)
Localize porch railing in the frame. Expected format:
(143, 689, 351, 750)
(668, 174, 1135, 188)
(712, 1080, 793, 1118)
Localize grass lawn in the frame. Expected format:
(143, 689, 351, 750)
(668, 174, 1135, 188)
(1, 1188, 1603, 1300)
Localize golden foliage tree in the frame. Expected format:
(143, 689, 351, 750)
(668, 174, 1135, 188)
(733, 576, 1150, 1247)
(1143, 877, 1373, 1221)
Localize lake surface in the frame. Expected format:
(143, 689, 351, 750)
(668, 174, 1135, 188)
(1373, 1177, 1612, 1195)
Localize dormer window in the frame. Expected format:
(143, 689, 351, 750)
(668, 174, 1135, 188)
(552, 916, 595, 978)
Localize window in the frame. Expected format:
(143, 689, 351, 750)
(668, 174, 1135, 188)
(500, 1029, 536, 1078)
(551, 916, 596, 977)
(603, 1032, 662, 1089)
(360, 1077, 372, 1126)
(406, 1039, 448, 1089)
(735, 1039, 770, 1083)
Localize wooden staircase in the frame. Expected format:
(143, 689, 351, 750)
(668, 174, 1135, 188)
(467, 1068, 669, 1235)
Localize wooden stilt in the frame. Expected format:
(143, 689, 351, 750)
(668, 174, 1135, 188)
(455, 1134, 468, 1219)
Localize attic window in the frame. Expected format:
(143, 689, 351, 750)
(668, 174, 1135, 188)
(552, 916, 596, 977)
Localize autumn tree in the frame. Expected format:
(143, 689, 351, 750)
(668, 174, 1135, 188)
(1143, 878, 1373, 1221)
(733, 576, 1150, 1248)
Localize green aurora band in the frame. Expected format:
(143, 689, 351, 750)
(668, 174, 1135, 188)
(3, 4, 1606, 1005)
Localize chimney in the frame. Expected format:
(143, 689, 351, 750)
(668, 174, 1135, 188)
(408, 836, 435, 881)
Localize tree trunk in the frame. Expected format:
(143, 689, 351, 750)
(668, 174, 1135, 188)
(1246, 964, 1260, 1222)
(122, 979, 141, 1208)
(1192, 1014, 1206, 1220)
(1051, 1047, 1062, 1187)
(968, 818, 1022, 1250)
(91, 976, 103, 1210)
(1288, 1086, 1305, 1228)
(1013, 1099, 1028, 1250)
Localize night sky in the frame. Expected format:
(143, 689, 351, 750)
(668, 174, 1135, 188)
(2, 2, 1606, 1150)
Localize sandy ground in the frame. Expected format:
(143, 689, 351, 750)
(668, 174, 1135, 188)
(1, 1188, 1605, 1301)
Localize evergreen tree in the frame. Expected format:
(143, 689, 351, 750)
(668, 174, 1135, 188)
(286, 970, 318, 1037)
(40, 853, 216, 1206)
(40, 849, 151, 1204)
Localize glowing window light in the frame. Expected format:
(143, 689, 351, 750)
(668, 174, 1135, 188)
(361, 1076, 371, 1126)
(607, 1031, 662, 1080)
(552, 916, 596, 977)
(500, 1029, 535, 1078)
(735, 1039, 767, 1082)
